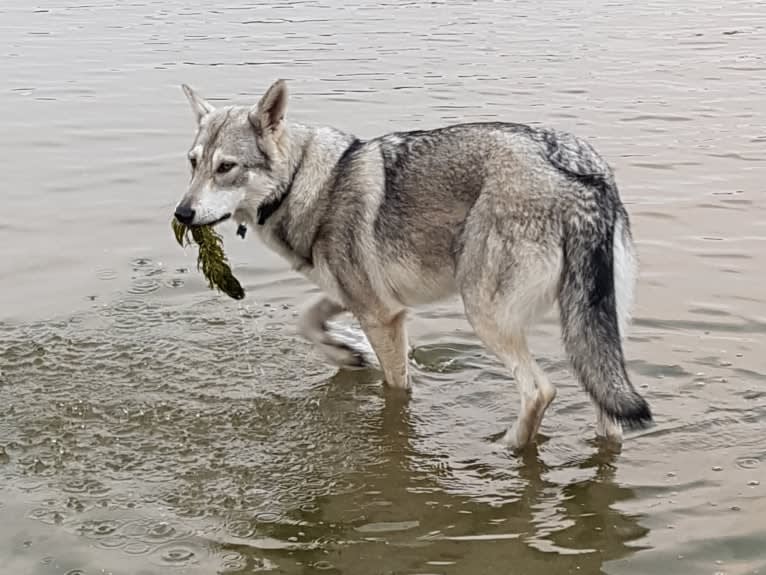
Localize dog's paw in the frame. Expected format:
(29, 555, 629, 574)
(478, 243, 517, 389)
(316, 340, 374, 371)
(323, 321, 379, 370)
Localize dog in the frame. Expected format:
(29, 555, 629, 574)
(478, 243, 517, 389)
(173, 79, 652, 449)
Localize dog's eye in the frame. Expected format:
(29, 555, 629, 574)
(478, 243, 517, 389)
(217, 162, 236, 175)
(189, 157, 197, 170)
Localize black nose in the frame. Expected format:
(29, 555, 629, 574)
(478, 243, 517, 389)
(174, 205, 195, 225)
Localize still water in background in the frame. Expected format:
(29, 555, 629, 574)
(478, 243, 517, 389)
(1, 1, 765, 573)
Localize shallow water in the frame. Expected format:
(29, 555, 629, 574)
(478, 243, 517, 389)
(1, 1, 765, 573)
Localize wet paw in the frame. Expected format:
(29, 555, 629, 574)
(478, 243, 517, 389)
(498, 422, 535, 452)
(316, 340, 374, 371)
(336, 341, 372, 370)
(322, 321, 379, 370)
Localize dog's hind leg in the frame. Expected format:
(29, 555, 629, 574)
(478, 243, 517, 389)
(298, 296, 372, 370)
(597, 410, 623, 442)
(458, 236, 561, 450)
(527, 356, 558, 438)
(466, 321, 555, 449)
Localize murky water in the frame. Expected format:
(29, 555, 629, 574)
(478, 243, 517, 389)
(1, 1, 765, 573)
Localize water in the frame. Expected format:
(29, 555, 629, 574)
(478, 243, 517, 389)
(1, 1, 765, 573)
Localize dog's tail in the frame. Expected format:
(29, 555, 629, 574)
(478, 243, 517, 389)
(558, 182, 652, 429)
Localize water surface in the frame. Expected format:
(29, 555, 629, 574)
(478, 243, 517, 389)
(1, 1, 765, 574)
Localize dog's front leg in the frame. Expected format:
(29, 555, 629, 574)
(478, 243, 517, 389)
(359, 311, 410, 389)
(298, 296, 372, 370)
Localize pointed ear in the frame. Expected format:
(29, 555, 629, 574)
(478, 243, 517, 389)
(249, 79, 288, 138)
(181, 84, 215, 124)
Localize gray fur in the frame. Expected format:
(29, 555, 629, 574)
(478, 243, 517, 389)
(174, 80, 652, 449)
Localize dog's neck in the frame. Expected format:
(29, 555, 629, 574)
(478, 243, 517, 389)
(255, 135, 308, 226)
(236, 123, 315, 229)
(249, 122, 358, 272)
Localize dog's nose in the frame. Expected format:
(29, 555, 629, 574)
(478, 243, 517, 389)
(174, 205, 195, 225)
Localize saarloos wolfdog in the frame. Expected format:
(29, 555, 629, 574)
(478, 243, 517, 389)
(173, 79, 652, 449)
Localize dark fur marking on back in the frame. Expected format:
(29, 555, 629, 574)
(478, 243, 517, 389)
(310, 137, 363, 235)
(336, 138, 368, 272)
(303, 137, 365, 276)
(336, 137, 364, 169)
(328, 138, 364, 202)
(537, 129, 613, 193)
(326, 139, 365, 212)
(386, 121, 536, 141)
(373, 128, 490, 259)
(376, 139, 411, 242)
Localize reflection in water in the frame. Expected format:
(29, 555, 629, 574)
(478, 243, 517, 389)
(208, 372, 650, 574)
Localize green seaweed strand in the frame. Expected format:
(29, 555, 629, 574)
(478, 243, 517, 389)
(171, 219, 245, 300)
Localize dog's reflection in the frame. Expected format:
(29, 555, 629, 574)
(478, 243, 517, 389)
(285, 370, 650, 574)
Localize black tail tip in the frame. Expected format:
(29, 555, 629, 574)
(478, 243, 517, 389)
(616, 397, 653, 431)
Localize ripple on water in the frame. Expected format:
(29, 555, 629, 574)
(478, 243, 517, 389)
(75, 519, 121, 537)
(62, 478, 109, 496)
(30, 507, 66, 525)
(110, 297, 147, 316)
(411, 343, 478, 373)
(123, 541, 153, 555)
(255, 512, 281, 524)
(127, 278, 160, 295)
(95, 268, 117, 281)
(226, 518, 256, 538)
(96, 534, 128, 549)
(149, 541, 207, 567)
(220, 551, 247, 572)
(120, 518, 193, 543)
(106, 298, 165, 333)
(131, 257, 153, 268)
(736, 458, 760, 470)
(312, 560, 338, 571)
(158, 545, 196, 563)
(146, 521, 180, 540)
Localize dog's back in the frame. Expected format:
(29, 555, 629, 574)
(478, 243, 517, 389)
(315, 122, 617, 305)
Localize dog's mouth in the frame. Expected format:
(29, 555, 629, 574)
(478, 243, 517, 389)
(191, 213, 231, 228)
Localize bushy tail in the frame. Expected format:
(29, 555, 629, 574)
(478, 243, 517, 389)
(558, 202, 652, 429)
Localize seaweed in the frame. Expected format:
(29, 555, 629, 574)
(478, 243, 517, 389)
(171, 219, 245, 300)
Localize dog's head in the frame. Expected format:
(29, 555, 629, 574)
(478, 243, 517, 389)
(174, 79, 290, 227)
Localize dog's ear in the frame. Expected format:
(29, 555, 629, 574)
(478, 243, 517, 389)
(250, 79, 288, 139)
(181, 84, 215, 124)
